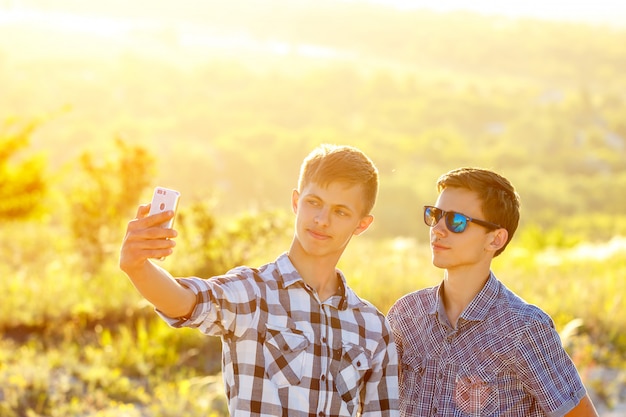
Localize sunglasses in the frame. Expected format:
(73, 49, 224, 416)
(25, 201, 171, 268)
(423, 205, 502, 233)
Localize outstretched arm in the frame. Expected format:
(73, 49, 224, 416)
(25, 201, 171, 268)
(119, 204, 195, 318)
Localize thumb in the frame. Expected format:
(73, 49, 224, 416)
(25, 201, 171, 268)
(135, 204, 151, 219)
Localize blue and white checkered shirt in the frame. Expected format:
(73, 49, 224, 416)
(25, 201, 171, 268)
(388, 273, 586, 417)
(158, 253, 399, 417)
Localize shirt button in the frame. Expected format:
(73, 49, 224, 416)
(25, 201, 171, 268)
(321, 374, 326, 381)
(322, 337, 327, 344)
(318, 412, 325, 417)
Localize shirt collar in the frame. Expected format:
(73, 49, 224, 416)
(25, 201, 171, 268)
(430, 272, 500, 323)
(429, 288, 440, 316)
(275, 252, 304, 287)
(462, 272, 500, 322)
(275, 252, 351, 311)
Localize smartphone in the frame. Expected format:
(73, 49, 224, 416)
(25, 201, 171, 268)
(148, 187, 180, 229)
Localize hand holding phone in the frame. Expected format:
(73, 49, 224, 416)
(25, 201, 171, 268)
(148, 187, 180, 229)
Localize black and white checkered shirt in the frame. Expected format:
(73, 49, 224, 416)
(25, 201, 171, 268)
(158, 253, 399, 417)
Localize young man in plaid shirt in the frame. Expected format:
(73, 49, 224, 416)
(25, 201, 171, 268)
(388, 167, 598, 417)
(120, 144, 399, 416)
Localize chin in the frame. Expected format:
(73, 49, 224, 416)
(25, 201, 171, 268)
(432, 257, 448, 269)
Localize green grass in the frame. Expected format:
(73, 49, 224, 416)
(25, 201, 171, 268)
(1, 226, 625, 416)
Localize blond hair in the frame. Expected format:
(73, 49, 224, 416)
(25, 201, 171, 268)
(298, 144, 379, 215)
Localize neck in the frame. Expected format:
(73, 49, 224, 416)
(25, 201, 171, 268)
(441, 266, 491, 327)
(288, 240, 342, 302)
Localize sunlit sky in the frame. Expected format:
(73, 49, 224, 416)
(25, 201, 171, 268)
(0, 0, 624, 27)
(0, 0, 623, 57)
(351, 0, 625, 26)
(0, 0, 623, 73)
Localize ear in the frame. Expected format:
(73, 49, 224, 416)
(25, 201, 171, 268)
(291, 189, 300, 214)
(488, 228, 508, 252)
(353, 214, 374, 236)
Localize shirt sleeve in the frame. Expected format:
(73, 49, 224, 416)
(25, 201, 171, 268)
(155, 271, 261, 338)
(361, 318, 400, 417)
(515, 319, 587, 417)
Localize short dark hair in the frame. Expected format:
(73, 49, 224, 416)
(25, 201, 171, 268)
(298, 144, 379, 215)
(437, 167, 521, 256)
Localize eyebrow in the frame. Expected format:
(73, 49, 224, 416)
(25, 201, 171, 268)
(306, 194, 355, 213)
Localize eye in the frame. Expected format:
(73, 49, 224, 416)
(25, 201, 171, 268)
(335, 209, 348, 217)
(449, 213, 467, 232)
(306, 198, 321, 207)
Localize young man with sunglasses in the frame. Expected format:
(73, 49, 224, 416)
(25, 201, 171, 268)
(388, 167, 598, 417)
(119, 144, 399, 417)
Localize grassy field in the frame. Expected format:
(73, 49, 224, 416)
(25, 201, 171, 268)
(1, 221, 625, 416)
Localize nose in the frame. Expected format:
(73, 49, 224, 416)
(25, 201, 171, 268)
(314, 207, 330, 226)
(431, 216, 447, 236)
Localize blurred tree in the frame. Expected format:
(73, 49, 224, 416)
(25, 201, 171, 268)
(174, 200, 292, 278)
(0, 118, 47, 221)
(69, 137, 155, 272)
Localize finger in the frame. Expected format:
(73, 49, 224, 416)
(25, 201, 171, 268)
(144, 224, 178, 240)
(120, 237, 176, 271)
(148, 211, 177, 231)
(148, 240, 177, 260)
(125, 220, 178, 242)
(121, 231, 177, 251)
(126, 235, 177, 252)
(137, 240, 176, 261)
(135, 204, 150, 219)
(127, 210, 176, 233)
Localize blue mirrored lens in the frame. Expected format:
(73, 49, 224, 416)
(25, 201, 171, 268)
(447, 212, 468, 233)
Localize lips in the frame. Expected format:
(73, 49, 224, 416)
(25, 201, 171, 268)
(308, 228, 330, 240)
(431, 241, 449, 251)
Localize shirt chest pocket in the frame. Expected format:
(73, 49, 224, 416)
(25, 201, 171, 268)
(454, 368, 498, 416)
(399, 356, 425, 404)
(263, 324, 311, 388)
(333, 343, 372, 404)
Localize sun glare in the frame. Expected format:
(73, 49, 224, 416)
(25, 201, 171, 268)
(0, 8, 133, 38)
(355, 0, 623, 25)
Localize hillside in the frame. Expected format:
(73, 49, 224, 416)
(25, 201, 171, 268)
(1, 0, 625, 239)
